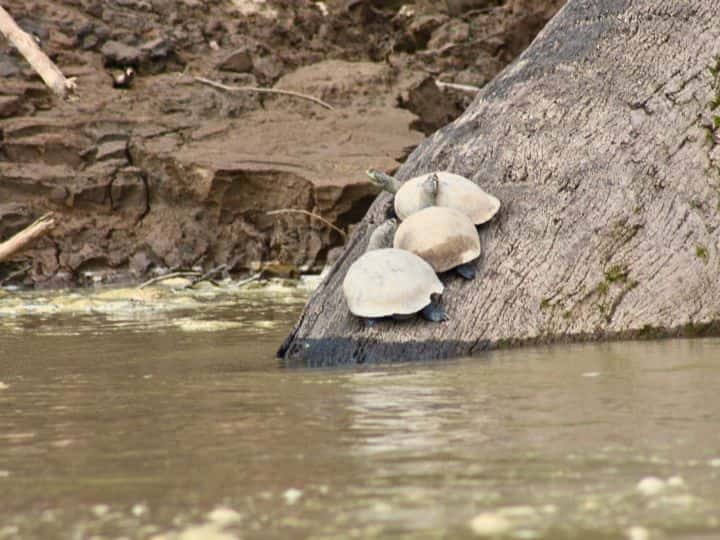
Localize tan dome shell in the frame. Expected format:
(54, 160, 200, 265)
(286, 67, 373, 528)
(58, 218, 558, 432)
(393, 206, 481, 273)
(395, 171, 500, 224)
(343, 248, 443, 318)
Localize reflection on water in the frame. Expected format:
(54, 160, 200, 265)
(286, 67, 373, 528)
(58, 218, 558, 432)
(1, 288, 720, 539)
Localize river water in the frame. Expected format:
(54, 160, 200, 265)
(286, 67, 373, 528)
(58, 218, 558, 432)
(1, 284, 720, 539)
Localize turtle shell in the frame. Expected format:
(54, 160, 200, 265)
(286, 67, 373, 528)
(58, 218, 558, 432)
(343, 248, 443, 318)
(395, 171, 500, 224)
(393, 206, 481, 273)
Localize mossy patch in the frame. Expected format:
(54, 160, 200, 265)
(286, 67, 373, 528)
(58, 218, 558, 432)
(604, 264, 629, 283)
(592, 265, 637, 322)
(637, 324, 666, 339)
(595, 281, 609, 296)
(711, 94, 720, 111)
(704, 126, 715, 145)
(705, 56, 720, 148)
(682, 320, 720, 337)
(696, 245, 708, 260)
(710, 55, 720, 78)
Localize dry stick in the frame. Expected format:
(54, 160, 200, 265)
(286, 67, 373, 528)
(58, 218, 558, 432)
(0, 6, 76, 98)
(266, 209, 346, 240)
(235, 273, 262, 288)
(435, 80, 481, 94)
(194, 76, 334, 111)
(137, 271, 202, 289)
(0, 213, 56, 262)
(184, 264, 228, 289)
(0, 263, 32, 285)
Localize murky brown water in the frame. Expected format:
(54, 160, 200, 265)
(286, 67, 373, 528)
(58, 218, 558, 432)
(2, 286, 720, 539)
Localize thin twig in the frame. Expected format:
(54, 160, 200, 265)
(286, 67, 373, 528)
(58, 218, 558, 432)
(435, 80, 481, 94)
(0, 212, 56, 262)
(137, 271, 201, 289)
(0, 263, 32, 286)
(236, 272, 262, 288)
(266, 209, 346, 239)
(0, 6, 76, 98)
(185, 264, 228, 289)
(194, 76, 334, 110)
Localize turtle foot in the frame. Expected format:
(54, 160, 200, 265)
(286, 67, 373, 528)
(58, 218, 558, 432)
(420, 300, 448, 322)
(455, 262, 476, 280)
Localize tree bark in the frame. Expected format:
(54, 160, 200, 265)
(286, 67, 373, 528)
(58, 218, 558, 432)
(280, 0, 720, 366)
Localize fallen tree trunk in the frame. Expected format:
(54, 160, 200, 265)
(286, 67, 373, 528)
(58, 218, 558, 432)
(280, 0, 720, 366)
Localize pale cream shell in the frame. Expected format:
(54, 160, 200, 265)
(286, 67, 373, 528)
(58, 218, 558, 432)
(394, 171, 500, 224)
(393, 206, 481, 273)
(343, 248, 443, 318)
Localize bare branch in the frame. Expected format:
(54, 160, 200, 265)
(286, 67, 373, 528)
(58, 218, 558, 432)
(435, 80, 481, 94)
(185, 264, 228, 289)
(0, 213, 56, 262)
(267, 209, 347, 239)
(194, 76, 334, 110)
(235, 272, 262, 288)
(137, 271, 202, 289)
(0, 6, 76, 98)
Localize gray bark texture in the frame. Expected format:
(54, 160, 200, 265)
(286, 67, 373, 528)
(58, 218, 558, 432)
(280, 0, 720, 366)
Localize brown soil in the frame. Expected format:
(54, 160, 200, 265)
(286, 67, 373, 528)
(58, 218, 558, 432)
(0, 0, 562, 288)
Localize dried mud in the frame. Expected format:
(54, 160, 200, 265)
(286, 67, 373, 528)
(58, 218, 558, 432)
(0, 0, 562, 287)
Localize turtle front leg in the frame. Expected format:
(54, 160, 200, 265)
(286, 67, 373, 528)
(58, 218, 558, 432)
(420, 295, 448, 322)
(384, 199, 398, 221)
(454, 262, 476, 280)
(364, 317, 381, 327)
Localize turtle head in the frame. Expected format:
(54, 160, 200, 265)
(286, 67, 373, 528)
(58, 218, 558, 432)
(366, 218, 398, 251)
(422, 173, 439, 197)
(417, 172, 439, 207)
(366, 169, 401, 194)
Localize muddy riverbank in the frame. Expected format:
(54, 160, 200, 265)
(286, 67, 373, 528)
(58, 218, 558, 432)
(0, 0, 562, 288)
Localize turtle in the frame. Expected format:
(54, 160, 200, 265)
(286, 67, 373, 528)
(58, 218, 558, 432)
(393, 205, 481, 280)
(343, 219, 447, 323)
(366, 169, 500, 224)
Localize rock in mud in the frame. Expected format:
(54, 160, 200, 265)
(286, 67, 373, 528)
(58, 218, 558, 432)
(217, 48, 253, 73)
(100, 41, 142, 67)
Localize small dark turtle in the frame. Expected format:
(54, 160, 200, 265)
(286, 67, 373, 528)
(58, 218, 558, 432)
(111, 67, 135, 88)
